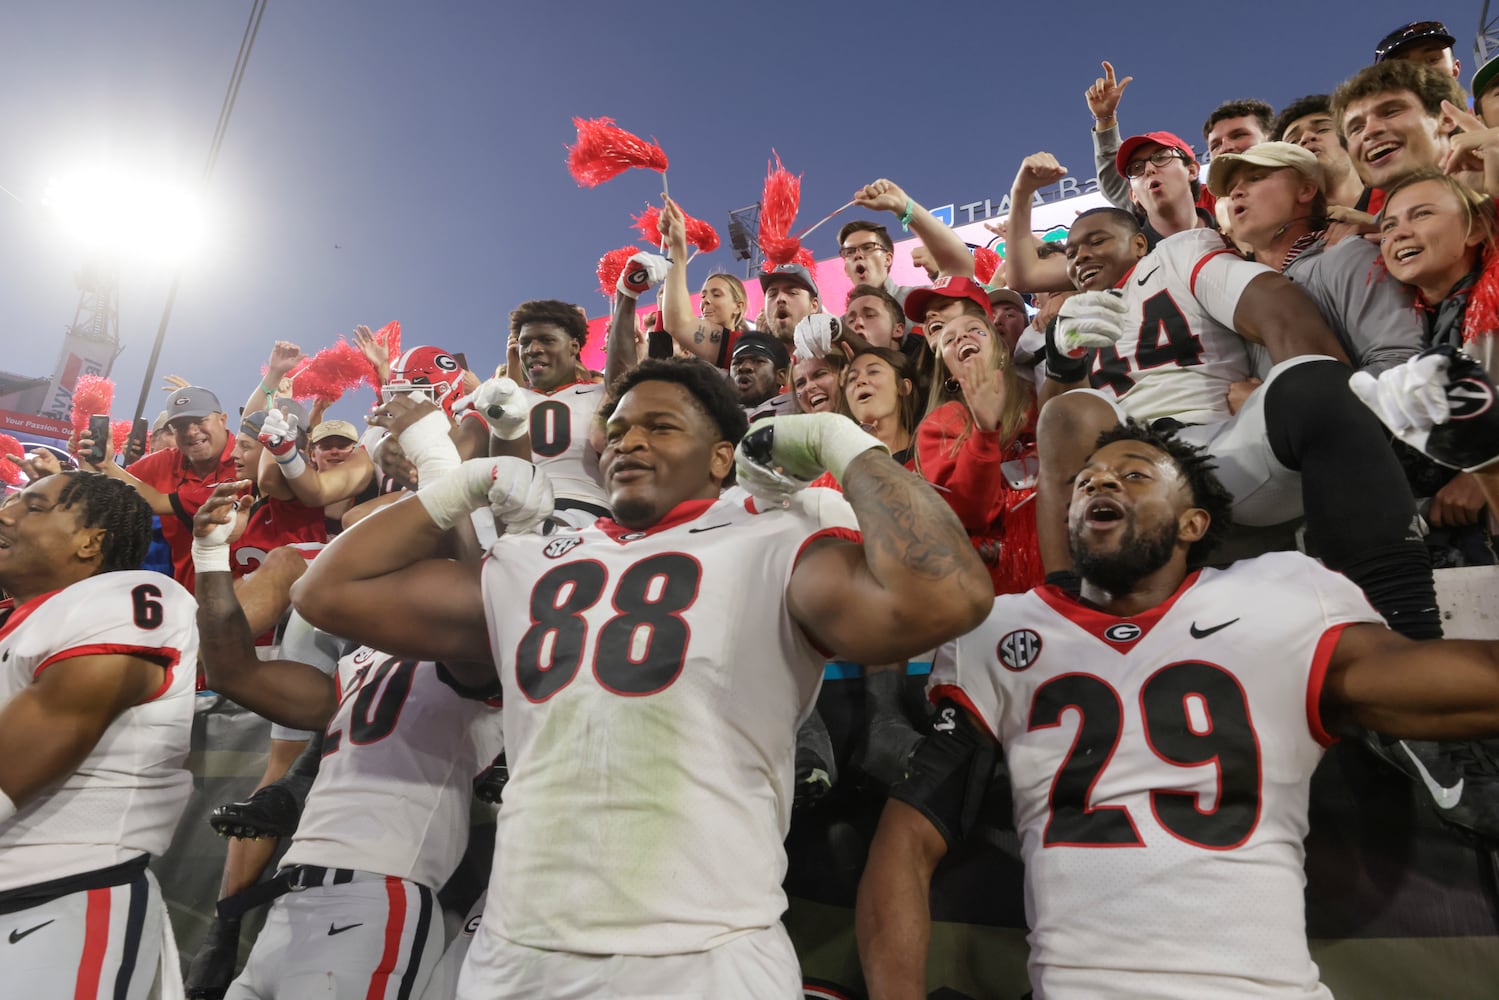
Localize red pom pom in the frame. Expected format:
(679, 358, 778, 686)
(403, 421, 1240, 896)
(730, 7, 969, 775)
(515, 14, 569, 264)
(290, 340, 372, 405)
(567, 117, 669, 188)
(597, 245, 642, 298)
(0, 433, 23, 485)
(758, 152, 804, 267)
(790, 246, 816, 269)
(70, 375, 115, 433)
(973, 247, 1001, 286)
(632, 204, 721, 254)
(111, 420, 133, 454)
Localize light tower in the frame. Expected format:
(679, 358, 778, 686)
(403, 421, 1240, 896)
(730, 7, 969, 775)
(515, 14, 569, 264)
(37, 259, 123, 421)
(1478, 1, 1499, 70)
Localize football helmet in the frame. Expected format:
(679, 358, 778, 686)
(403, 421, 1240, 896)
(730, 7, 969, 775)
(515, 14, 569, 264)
(383, 345, 465, 416)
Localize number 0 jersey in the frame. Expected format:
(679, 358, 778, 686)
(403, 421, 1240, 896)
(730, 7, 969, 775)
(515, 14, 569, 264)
(1090, 229, 1268, 425)
(0, 571, 198, 890)
(931, 552, 1384, 1000)
(520, 382, 610, 513)
(479, 491, 858, 955)
(281, 647, 504, 891)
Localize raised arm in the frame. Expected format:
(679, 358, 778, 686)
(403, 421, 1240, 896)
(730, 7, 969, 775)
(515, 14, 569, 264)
(242, 341, 304, 420)
(605, 278, 643, 387)
(192, 484, 339, 731)
(656, 197, 722, 363)
(1004, 154, 1075, 294)
(70, 434, 175, 516)
(741, 415, 991, 663)
(1086, 60, 1135, 211)
(854, 179, 973, 280)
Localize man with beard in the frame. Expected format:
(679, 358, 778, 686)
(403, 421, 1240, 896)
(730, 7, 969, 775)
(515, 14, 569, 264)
(759, 264, 821, 347)
(857, 422, 1499, 1000)
(730, 331, 795, 419)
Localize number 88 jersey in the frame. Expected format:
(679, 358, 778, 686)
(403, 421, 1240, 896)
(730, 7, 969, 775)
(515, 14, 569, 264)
(479, 491, 858, 956)
(932, 551, 1383, 999)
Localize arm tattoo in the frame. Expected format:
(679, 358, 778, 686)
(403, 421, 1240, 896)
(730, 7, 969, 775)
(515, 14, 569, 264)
(841, 451, 985, 585)
(694, 330, 704, 343)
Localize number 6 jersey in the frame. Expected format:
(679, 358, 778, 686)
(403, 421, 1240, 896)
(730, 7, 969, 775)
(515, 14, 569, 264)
(479, 490, 858, 956)
(0, 571, 198, 890)
(931, 551, 1384, 1000)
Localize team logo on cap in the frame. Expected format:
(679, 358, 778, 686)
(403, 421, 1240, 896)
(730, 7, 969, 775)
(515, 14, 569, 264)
(174, 395, 191, 406)
(1104, 622, 1142, 643)
(997, 629, 1042, 671)
(543, 537, 583, 559)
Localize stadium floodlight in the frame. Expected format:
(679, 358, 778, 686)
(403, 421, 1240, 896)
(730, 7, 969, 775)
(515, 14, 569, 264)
(41, 168, 205, 264)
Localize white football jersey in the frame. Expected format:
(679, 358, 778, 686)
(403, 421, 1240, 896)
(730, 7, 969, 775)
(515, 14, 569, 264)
(479, 490, 858, 955)
(933, 552, 1383, 999)
(519, 382, 610, 512)
(0, 571, 197, 889)
(1089, 229, 1266, 425)
(281, 647, 504, 891)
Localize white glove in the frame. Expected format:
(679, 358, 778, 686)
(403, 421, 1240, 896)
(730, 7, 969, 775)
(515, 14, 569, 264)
(1349, 346, 1499, 472)
(395, 410, 462, 486)
(417, 457, 554, 532)
(453, 377, 531, 441)
(793, 314, 839, 361)
(616, 252, 669, 300)
(734, 413, 887, 504)
(1348, 351, 1451, 435)
(259, 408, 306, 478)
(1055, 290, 1128, 357)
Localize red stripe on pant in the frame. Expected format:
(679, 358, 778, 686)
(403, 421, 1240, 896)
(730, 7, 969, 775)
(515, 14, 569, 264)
(74, 887, 111, 999)
(365, 876, 408, 1000)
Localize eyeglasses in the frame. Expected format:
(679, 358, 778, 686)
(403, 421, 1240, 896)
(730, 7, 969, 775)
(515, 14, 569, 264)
(1124, 149, 1186, 177)
(838, 241, 888, 260)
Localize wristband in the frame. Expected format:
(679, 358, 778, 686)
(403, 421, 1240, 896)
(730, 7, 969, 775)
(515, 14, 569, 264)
(899, 199, 915, 231)
(0, 789, 14, 824)
(1043, 318, 1092, 384)
(192, 536, 231, 574)
(416, 462, 491, 531)
(274, 449, 308, 480)
(396, 411, 462, 485)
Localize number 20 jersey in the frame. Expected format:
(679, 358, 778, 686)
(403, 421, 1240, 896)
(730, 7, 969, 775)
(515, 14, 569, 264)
(280, 647, 504, 891)
(479, 491, 858, 956)
(1091, 229, 1268, 426)
(0, 571, 198, 890)
(932, 552, 1383, 1000)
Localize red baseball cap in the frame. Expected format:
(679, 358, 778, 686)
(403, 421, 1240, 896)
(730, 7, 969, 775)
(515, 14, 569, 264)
(1115, 131, 1197, 179)
(902, 276, 993, 324)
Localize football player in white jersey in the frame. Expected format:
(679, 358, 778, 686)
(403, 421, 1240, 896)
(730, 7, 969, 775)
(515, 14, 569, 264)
(293, 356, 993, 999)
(0, 471, 199, 999)
(189, 482, 502, 999)
(504, 299, 611, 526)
(857, 422, 1499, 1000)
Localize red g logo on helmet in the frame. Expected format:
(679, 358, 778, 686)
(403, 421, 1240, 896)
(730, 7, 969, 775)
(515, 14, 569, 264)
(385, 346, 465, 415)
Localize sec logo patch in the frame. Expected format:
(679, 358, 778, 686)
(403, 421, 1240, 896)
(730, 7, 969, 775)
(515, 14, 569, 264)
(997, 629, 1042, 671)
(543, 537, 584, 559)
(1104, 622, 1141, 643)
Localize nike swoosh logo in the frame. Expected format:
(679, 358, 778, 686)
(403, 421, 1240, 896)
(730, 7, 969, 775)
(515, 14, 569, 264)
(8, 920, 53, 944)
(688, 523, 732, 534)
(1189, 618, 1239, 639)
(1401, 743, 1464, 810)
(327, 922, 364, 936)
(1135, 265, 1161, 286)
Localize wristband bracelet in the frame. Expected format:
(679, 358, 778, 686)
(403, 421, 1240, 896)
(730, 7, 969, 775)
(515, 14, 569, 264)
(899, 199, 915, 231)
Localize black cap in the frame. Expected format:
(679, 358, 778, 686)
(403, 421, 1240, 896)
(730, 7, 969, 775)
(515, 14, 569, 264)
(731, 331, 791, 370)
(1375, 21, 1455, 62)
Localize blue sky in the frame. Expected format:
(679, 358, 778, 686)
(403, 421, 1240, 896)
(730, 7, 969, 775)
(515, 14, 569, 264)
(0, 0, 1483, 424)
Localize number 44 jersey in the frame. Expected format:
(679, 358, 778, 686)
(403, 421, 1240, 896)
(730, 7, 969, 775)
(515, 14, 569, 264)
(932, 551, 1384, 1000)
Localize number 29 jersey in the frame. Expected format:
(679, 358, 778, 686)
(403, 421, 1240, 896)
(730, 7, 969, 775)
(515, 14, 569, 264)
(0, 571, 198, 890)
(479, 491, 858, 956)
(932, 552, 1384, 1000)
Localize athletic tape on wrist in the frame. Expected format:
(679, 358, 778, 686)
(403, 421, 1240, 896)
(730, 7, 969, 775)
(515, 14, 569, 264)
(192, 538, 232, 574)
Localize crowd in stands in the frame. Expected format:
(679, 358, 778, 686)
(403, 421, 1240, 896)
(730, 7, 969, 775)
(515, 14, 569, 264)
(4, 17, 1499, 1000)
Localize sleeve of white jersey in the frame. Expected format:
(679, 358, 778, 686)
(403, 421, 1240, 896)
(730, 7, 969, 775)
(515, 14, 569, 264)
(1294, 555, 1387, 746)
(926, 622, 1005, 743)
(1173, 230, 1274, 331)
(28, 573, 196, 686)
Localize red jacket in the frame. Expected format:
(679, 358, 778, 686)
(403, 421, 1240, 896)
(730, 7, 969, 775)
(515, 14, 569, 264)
(915, 400, 1043, 595)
